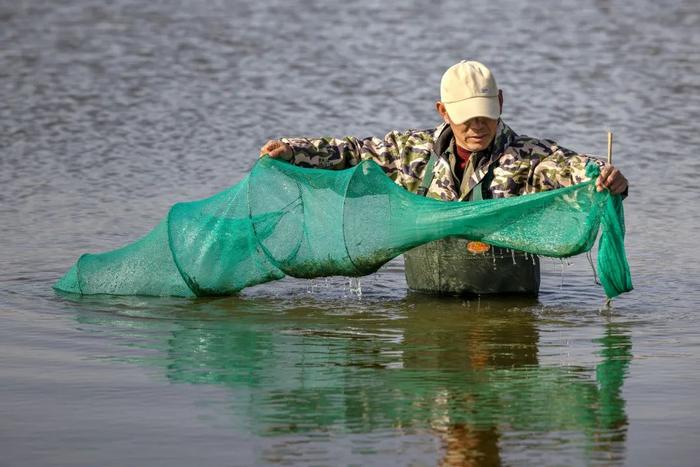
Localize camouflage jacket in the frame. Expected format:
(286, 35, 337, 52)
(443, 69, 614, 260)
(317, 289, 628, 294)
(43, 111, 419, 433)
(280, 120, 604, 201)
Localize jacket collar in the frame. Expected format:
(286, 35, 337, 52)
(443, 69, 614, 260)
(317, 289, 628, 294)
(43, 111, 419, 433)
(433, 120, 517, 199)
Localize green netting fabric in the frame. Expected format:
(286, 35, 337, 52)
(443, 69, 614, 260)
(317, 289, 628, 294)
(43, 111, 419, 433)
(54, 157, 633, 298)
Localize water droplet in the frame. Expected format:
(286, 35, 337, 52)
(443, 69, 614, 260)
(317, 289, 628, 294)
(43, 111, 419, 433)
(559, 259, 565, 288)
(586, 250, 601, 285)
(347, 277, 362, 298)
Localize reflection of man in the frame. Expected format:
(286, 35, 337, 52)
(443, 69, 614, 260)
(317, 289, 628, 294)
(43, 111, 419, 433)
(398, 298, 540, 466)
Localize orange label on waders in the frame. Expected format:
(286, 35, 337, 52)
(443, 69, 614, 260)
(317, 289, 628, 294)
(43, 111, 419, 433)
(466, 241, 490, 254)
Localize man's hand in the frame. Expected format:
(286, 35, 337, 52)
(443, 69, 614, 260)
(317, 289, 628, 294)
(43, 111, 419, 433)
(259, 140, 293, 159)
(596, 165, 628, 195)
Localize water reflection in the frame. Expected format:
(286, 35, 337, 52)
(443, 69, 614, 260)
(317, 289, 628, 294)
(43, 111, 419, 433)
(67, 293, 631, 464)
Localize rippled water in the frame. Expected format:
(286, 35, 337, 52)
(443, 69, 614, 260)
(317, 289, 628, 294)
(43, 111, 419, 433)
(2, 0, 700, 465)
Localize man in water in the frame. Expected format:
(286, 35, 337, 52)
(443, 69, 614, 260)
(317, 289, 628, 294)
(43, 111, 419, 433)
(259, 60, 628, 200)
(259, 60, 628, 295)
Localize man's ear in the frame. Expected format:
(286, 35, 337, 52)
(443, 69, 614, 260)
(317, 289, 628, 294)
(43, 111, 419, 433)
(498, 90, 504, 114)
(436, 101, 450, 124)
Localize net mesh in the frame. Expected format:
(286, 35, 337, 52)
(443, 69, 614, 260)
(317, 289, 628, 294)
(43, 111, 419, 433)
(55, 157, 632, 298)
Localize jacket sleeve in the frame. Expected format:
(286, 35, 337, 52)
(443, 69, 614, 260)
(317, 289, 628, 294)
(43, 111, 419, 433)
(280, 129, 434, 185)
(493, 138, 606, 195)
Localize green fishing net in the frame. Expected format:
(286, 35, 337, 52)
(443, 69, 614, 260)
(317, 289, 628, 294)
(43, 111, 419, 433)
(54, 157, 632, 298)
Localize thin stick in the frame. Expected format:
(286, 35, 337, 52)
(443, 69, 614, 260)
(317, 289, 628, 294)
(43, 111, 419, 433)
(603, 131, 615, 308)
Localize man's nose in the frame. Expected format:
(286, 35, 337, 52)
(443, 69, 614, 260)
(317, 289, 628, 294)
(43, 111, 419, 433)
(468, 117, 486, 129)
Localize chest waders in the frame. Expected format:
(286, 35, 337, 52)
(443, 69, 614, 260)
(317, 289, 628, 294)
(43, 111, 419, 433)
(404, 143, 540, 297)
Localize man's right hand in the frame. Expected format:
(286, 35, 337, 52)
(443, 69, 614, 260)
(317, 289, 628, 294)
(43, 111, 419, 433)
(259, 140, 293, 159)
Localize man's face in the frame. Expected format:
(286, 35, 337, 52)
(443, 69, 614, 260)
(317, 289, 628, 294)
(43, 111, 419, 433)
(447, 115, 499, 152)
(436, 90, 503, 152)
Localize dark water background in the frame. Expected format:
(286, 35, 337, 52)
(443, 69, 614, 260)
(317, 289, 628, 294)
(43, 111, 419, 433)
(2, 0, 700, 465)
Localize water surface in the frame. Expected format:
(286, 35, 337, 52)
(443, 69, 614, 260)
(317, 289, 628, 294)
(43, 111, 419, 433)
(2, 0, 700, 465)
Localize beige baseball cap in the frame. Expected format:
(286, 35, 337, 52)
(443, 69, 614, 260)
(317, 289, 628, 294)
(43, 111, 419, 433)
(440, 60, 500, 124)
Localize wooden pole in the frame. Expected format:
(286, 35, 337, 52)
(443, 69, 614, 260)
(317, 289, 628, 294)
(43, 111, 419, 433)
(604, 130, 614, 308)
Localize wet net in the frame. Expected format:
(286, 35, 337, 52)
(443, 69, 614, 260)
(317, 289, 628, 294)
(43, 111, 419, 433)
(55, 157, 632, 298)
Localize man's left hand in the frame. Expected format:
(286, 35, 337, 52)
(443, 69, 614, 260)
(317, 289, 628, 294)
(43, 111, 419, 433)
(596, 165, 628, 195)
